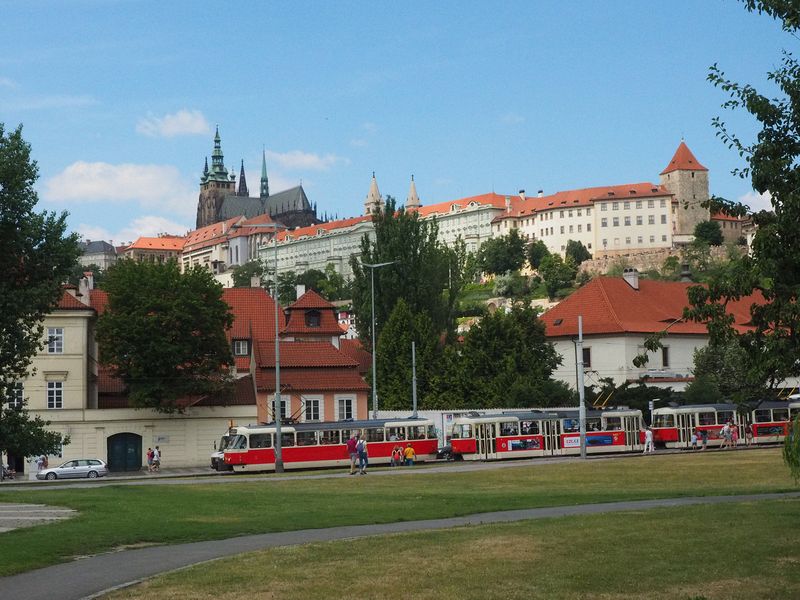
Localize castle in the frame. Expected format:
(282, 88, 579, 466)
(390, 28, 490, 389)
(195, 127, 323, 230)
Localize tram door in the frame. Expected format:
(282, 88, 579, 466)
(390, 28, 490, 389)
(475, 423, 498, 460)
(676, 413, 694, 448)
(622, 416, 643, 451)
(541, 419, 561, 455)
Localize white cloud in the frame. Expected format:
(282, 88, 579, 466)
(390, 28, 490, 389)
(136, 109, 210, 138)
(75, 215, 191, 246)
(738, 190, 772, 212)
(43, 161, 197, 218)
(500, 112, 525, 125)
(265, 150, 348, 171)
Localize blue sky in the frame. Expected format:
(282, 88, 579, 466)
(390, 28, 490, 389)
(0, 0, 788, 245)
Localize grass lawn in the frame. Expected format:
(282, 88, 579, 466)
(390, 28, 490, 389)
(0, 449, 795, 577)
(108, 498, 800, 600)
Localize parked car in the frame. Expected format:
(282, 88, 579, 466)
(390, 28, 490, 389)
(37, 459, 109, 480)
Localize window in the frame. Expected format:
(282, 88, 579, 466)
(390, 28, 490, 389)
(500, 421, 519, 436)
(233, 340, 249, 356)
(648, 200, 655, 208)
(773, 409, 789, 422)
(366, 428, 385, 442)
(47, 381, 63, 409)
(602, 238, 607, 247)
(661, 214, 667, 224)
(296, 431, 318, 446)
(319, 430, 340, 445)
(717, 411, 734, 425)
(636, 215, 643, 225)
(582, 347, 591, 368)
(662, 235, 668, 242)
(754, 409, 771, 423)
(653, 414, 674, 428)
(305, 310, 321, 328)
(304, 396, 321, 421)
(568, 225, 573, 233)
(637, 236, 643, 244)
(568, 210, 573, 217)
(280, 432, 295, 447)
(636, 201, 642, 209)
(601, 204, 607, 212)
(560, 226, 565, 234)
(9, 383, 23, 409)
(338, 397, 354, 420)
(650, 235, 655, 243)
(559, 210, 564, 218)
(577, 209, 582, 217)
(601, 218, 608, 228)
(648, 215, 655, 225)
(660, 199, 666, 208)
(612, 202, 619, 210)
(623, 202, 630, 210)
(577, 224, 582, 233)
(250, 433, 272, 449)
(624, 216, 631, 226)
(625, 237, 631, 245)
(521, 421, 540, 435)
(612, 217, 619, 227)
(662, 346, 670, 368)
(698, 412, 716, 426)
(47, 328, 63, 354)
(586, 208, 591, 216)
(587, 224, 592, 232)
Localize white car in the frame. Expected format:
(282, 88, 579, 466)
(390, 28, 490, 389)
(37, 459, 109, 480)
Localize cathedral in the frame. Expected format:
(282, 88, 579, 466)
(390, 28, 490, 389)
(195, 128, 323, 230)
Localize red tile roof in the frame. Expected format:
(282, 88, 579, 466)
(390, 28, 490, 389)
(339, 338, 372, 375)
(222, 287, 284, 371)
(541, 277, 759, 337)
(277, 215, 372, 242)
(227, 213, 278, 239)
(90, 289, 109, 314)
(711, 211, 744, 222)
(182, 217, 241, 253)
(282, 290, 344, 336)
(56, 291, 93, 310)
(255, 341, 359, 368)
(289, 289, 335, 310)
(256, 368, 370, 391)
(409, 192, 511, 218)
(660, 141, 708, 175)
(97, 365, 126, 394)
(126, 235, 186, 251)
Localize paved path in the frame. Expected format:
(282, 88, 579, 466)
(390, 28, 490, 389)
(1, 491, 798, 600)
(0, 503, 76, 533)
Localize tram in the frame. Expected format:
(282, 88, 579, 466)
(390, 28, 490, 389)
(222, 417, 438, 472)
(651, 400, 800, 449)
(449, 408, 644, 460)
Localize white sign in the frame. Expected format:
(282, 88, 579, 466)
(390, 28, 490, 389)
(562, 436, 580, 448)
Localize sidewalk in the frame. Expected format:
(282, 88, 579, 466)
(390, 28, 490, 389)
(1, 491, 798, 600)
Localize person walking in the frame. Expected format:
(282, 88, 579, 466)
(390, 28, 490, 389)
(403, 443, 417, 466)
(152, 446, 161, 472)
(35, 455, 44, 472)
(690, 429, 698, 451)
(356, 435, 368, 474)
(146, 447, 154, 472)
(731, 422, 739, 448)
(391, 445, 403, 467)
(346, 433, 359, 475)
(700, 429, 708, 450)
(643, 427, 655, 454)
(745, 423, 754, 447)
(719, 423, 730, 450)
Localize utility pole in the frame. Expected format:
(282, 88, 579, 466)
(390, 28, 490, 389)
(411, 341, 418, 418)
(577, 315, 587, 459)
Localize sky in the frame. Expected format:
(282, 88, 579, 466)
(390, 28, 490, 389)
(0, 0, 790, 246)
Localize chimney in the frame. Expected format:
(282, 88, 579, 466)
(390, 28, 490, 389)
(518, 189, 526, 202)
(505, 196, 511, 213)
(537, 190, 544, 198)
(680, 263, 692, 283)
(622, 267, 639, 290)
(221, 221, 227, 235)
(250, 275, 261, 288)
(84, 271, 94, 290)
(296, 284, 306, 298)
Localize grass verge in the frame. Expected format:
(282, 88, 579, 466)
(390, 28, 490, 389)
(0, 449, 794, 577)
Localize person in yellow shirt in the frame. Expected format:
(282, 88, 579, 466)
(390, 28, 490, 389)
(403, 443, 416, 466)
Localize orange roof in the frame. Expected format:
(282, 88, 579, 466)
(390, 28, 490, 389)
(56, 291, 93, 310)
(660, 141, 708, 175)
(126, 235, 186, 251)
(222, 287, 285, 371)
(711, 211, 744, 222)
(228, 213, 278, 239)
(283, 289, 343, 336)
(277, 215, 372, 242)
(256, 368, 370, 392)
(289, 289, 335, 310)
(90, 289, 109, 314)
(339, 338, 372, 375)
(182, 217, 241, 253)
(256, 341, 359, 368)
(541, 277, 759, 337)
(409, 192, 511, 218)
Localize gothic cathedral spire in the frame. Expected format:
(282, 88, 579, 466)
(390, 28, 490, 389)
(238, 160, 249, 197)
(260, 148, 270, 198)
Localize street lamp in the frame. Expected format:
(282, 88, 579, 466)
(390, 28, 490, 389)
(235, 221, 287, 473)
(361, 260, 396, 419)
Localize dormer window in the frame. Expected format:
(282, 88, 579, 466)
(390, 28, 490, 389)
(305, 310, 321, 328)
(233, 340, 250, 356)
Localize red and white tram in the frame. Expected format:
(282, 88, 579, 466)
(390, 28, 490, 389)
(449, 408, 644, 460)
(749, 400, 799, 444)
(223, 417, 438, 472)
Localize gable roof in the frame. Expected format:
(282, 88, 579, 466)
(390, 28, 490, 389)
(79, 240, 116, 254)
(183, 216, 241, 253)
(289, 289, 335, 310)
(541, 277, 758, 337)
(409, 192, 511, 218)
(276, 214, 372, 242)
(126, 235, 186, 251)
(660, 141, 708, 175)
(255, 341, 359, 368)
(55, 291, 94, 311)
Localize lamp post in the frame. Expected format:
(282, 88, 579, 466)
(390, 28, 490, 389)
(361, 260, 396, 419)
(235, 221, 287, 473)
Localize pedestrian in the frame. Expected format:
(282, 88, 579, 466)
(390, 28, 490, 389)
(719, 423, 730, 450)
(152, 446, 161, 472)
(745, 423, 754, 447)
(700, 429, 708, 450)
(36, 455, 44, 472)
(731, 423, 739, 448)
(403, 443, 417, 466)
(42, 455, 48, 469)
(642, 427, 655, 454)
(346, 433, 359, 474)
(391, 445, 403, 467)
(146, 447, 154, 472)
(357, 435, 368, 474)
(690, 429, 698, 451)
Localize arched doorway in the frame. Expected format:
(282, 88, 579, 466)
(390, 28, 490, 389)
(106, 433, 142, 472)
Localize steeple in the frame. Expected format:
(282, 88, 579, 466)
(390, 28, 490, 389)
(406, 174, 421, 209)
(207, 126, 229, 181)
(260, 148, 270, 198)
(237, 160, 249, 197)
(660, 141, 708, 175)
(364, 171, 384, 215)
(200, 157, 209, 183)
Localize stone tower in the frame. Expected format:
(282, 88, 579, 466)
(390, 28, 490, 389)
(196, 127, 235, 229)
(364, 172, 384, 215)
(406, 174, 421, 209)
(659, 141, 710, 238)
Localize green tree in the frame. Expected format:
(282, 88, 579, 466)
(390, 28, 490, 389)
(67, 262, 106, 288)
(683, 374, 724, 405)
(693, 220, 724, 246)
(0, 124, 79, 467)
(691, 340, 764, 403)
(538, 254, 578, 300)
(231, 260, 264, 288)
(96, 260, 234, 413)
(478, 228, 526, 275)
(565, 239, 592, 265)
(527, 239, 551, 270)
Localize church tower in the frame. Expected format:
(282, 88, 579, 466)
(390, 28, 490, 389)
(406, 174, 421, 209)
(364, 172, 384, 215)
(237, 160, 248, 197)
(196, 127, 235, 228)
(260, 149, 270, 199)
(659, 141, 710, 238)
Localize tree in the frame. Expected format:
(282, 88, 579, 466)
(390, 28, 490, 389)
(538, 254, 578, 300)
(0, 124, 79, 469)
(691, 339, 763, 404)
(683, 374, 724, 405)
(527, 239, 551, 270)
(68, 262, 106, 288)
(231, 260, 264, 288)
(96, 259, 234, 413)
(565, 239, 592, 265)
(478, 228, 526, 275)
(693, 220, 724, 246)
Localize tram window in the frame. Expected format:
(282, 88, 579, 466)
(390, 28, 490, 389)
(773, 409, 789, 422)
(451, 424, 472, 439)
(698, 412, 716, 426)
(366, 428, 385, 443)
(320, 431, 340, 445)
(410, 426, 427, 439)
(717, 411, 734, 424)
(500, 421, 518, 436)
(387, 427, 405, 441)
(604, 417, 621, 431)
(427, 425, 436, 439)
(563, 419, 579, 433)
(653, 414, 674, 428)
(296, 431, 318, 446)
(521, 421, 539, 435)
(754, 409, 771, 423)
(280, 432, 295, 447)
(229, 434, 248, 449)
(586, 418, 601, 431)
(249, 433, 271, 449)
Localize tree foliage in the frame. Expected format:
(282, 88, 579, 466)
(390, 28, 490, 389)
(693, 220, 724, 246)
(538, 254, 578, 300)
(478, 228, 526, 275)
(691, 339, 764, 403)
(231, 260, 264, 288)
(527, 239, 551, 270)
(565, 239, 592, 265)
(0, 123, 79, 462)
(96, 260, 234, 413)
(0, 398, 67, 460)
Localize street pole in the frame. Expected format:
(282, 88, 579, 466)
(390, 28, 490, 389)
(411, 341, 418, 418)
(272, 231, 284, 473)
(577, 315, 587, 459)
(362, 261, 396, 419)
